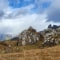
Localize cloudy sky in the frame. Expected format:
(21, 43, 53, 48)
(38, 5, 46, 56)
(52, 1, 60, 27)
(0, 0, 60, 36)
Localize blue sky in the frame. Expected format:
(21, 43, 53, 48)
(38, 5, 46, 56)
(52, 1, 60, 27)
(0, 0, 60, 36)
(9, 0, 35, 8)
(8, 0, 51, 13)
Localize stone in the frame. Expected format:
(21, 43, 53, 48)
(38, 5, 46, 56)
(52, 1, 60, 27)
(18, 27, 41, 45)
(22, 40, 26, 46)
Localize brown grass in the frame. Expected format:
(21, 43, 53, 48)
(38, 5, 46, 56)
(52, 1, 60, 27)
(0, 45, 60, 60)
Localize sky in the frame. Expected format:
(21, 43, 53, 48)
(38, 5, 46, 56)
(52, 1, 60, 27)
(0, 0, 60, 36)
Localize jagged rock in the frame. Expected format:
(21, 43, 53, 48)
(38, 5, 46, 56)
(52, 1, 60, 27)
(42, 28, 60, 47)
(48, 24, 60, 29)
(10, 25, 60, 47)
(48, 24, 52, 28)
(18, 27, 41, 46)
(11, 37, 19, 41)
(28, 26, 36, 32)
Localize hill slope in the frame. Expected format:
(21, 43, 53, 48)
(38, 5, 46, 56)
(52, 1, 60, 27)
(0, 45, 60, 60)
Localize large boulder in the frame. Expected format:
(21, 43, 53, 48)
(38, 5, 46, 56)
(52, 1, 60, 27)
(18, 27, 41, 46)
(42, 28, 60, 47)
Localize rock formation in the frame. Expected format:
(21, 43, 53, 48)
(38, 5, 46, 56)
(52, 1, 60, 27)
(11, 25, 60, 47)
(18, 27, 41, 46)
(41, 25, 60, 47)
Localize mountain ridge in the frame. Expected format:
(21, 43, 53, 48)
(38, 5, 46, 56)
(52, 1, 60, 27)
(0, 24, 60, 53)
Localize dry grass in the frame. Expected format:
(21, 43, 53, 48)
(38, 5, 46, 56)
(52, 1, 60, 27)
(0, 45, 60, 60)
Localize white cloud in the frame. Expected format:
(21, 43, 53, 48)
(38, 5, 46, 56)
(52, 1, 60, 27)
(47, 0, 60, 22)
(3, 4, 35, 19)
(0, 13, 59, 36)
(47, 0, 60, 10)
(50, 0, 60, 9)
(0, 0, 8, 10)
(0, 13, 48, 36)
(0, 0, 60, 36)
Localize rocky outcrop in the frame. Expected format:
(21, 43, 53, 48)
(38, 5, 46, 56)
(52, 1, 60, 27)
(41, 25, 60, 47)
(11, 25, 60, 47)
(18, 27, 41, 46)
(48, 24, 60, 29)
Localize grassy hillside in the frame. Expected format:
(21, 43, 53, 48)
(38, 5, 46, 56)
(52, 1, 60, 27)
(0, 39, 43, 53)
(0, 45, 60, 60)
